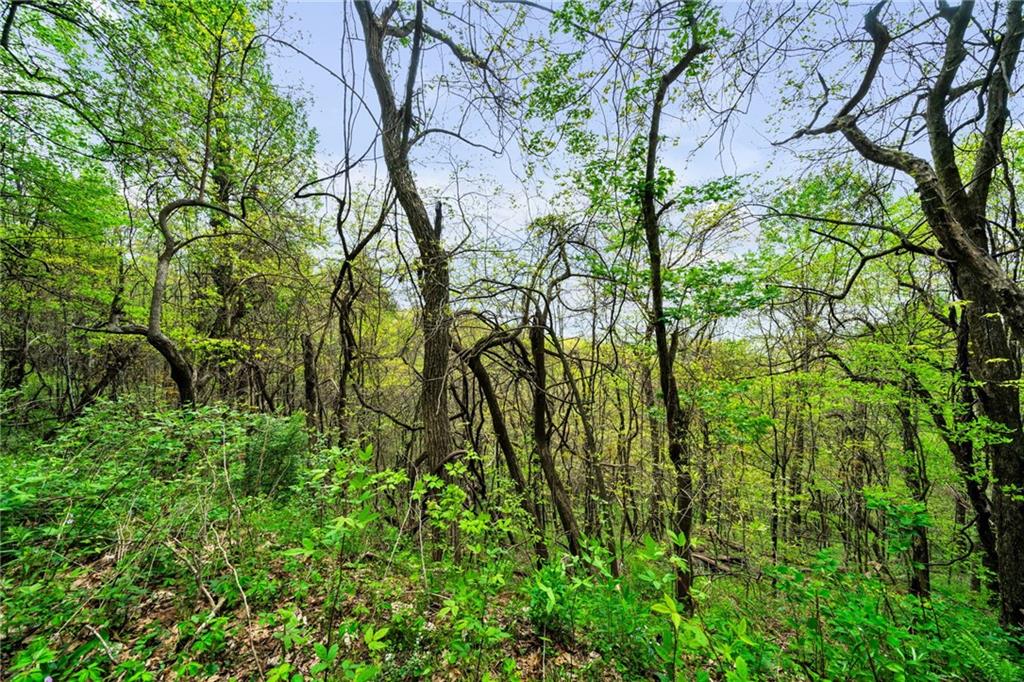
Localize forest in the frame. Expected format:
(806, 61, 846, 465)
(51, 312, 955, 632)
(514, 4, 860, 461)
(4, 0, 1024, 679)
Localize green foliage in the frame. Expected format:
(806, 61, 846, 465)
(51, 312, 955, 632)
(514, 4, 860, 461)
(769, 550, 1023, 681)
(527, 560, 579, 641)
(864, 487, 932, 555)
(948, 630, 1022, 682)
(0, 402, 308, 679)
(3, 404, 1023, 680)
(243, 414, 307, 498)
(7, 1, 1024, 680)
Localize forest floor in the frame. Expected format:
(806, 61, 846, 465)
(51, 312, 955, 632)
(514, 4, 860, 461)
(3, 403, 1022, 681)
(35, 549, 610, 681)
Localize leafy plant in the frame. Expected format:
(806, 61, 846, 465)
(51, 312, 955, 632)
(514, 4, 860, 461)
(244, 414, 307, 498)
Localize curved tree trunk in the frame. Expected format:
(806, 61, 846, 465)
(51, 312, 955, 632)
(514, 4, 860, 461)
(149, 244, 195, 406)
(463, 347, 549, 560)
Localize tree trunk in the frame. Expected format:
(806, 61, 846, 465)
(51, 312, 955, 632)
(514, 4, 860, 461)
(639, 37, 707, 615)
(336, 313, 353, 443)
(530, 311, 581, 556)
(148, 330, 195, 406)
(356, 1, 452, 479)
(644, 365, 666, 537)
(897, 401, 931, 599)
(1, 304, 29, 393)
(149, 244, 195, 406)
(962, 276, 1024, 624)
(302, 332, 319, 431)
(463, 348, 549, 560)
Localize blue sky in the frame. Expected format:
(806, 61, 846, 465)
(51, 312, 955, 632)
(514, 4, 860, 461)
(259, 1, 935, 338)
(266, 1, 780, 208)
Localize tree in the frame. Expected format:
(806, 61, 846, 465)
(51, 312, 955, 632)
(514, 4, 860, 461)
(785, 0, 1024, 626)
(353, 0, 517, 481)
(638, 17, 710, 612)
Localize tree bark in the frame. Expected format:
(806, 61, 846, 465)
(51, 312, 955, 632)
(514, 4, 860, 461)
(963, 285, 1024, 622)
(149, 241, 196, 406)
(356, 0, 453, 478)
(530, 311, 581, 556)
(897, 401, 931, 599)
(302, 332, 319, 431)
(1, 304, 29, 393)
(462, 346, 549, 560)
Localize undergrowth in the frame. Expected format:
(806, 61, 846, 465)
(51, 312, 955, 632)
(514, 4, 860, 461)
(1, 401, 1021, 680)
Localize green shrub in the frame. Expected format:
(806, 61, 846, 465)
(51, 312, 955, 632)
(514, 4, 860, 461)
(4, 402, 1023, 682)
(768, 549, 1024, 681)
(243, 413, 306, 498)
(527, 560, 580, 642)
(948, 630, 1022, 682)
(579, 581, 657, 676)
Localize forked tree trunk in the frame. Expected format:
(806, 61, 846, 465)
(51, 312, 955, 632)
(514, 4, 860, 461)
(356, 1, 453, 480)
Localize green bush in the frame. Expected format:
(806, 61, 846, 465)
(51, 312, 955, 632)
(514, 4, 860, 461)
(243, 413, 306, 498)
(0, 401, 313, 679)
(527, 560, 580, 642)
(4, 402, 1023, 682)
(769, 549, 1024, 681)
